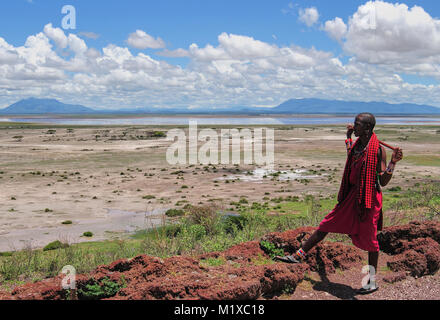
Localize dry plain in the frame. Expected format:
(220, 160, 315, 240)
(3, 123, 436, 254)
(0, 122, 439, 251)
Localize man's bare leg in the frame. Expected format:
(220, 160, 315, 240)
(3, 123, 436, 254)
(275, 230, 328, 263)
(368, 251, 379, 273)
(302, 230, 328, 253)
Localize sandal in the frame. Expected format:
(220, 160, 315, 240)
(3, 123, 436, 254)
(356, 285, 379, 295)
(274, 255, 302, 264)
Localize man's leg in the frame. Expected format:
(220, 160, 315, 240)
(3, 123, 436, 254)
(302, 230, 328, 253)
(275, 230, 328, 263)
(368, 251, 379, 274)
(368, 251, 379, 289)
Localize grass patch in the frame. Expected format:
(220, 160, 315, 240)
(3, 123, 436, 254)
(404, 155, 440, 167)
(251, 254, 275, 266)
(199, 257, 226, 268)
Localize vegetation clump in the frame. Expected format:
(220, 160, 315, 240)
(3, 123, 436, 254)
(77, 277, 124, 300)
(43, 240, 69, 251)
(165, 208, 185, 217)
(259, 240, 284, 259)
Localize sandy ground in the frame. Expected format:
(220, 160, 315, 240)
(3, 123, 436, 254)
(0, 124, 439, 251)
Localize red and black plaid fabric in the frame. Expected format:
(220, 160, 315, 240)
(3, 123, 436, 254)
(337, 133, 379, 209)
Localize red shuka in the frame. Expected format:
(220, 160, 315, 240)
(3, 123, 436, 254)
(318, 134, 383, 252)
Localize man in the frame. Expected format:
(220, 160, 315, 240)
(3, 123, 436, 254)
(275, 113, 403, 295)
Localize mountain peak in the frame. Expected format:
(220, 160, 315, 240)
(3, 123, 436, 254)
(0, 98, 94, 114)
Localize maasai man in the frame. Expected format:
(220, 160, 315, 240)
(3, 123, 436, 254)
(275, 113, 403, 295)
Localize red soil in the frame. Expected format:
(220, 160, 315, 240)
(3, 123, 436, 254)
(1, 221, 439, 300)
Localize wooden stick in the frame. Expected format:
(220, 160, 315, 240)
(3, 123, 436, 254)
(379, 140, 397, 151)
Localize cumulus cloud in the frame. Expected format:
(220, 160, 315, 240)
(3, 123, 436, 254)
(298, 7, 319, 27)
(126, 30, 166, 49)
(342, 1, 440, 71)
(323, 17, 347, 41)
(44, 23, 68, 49)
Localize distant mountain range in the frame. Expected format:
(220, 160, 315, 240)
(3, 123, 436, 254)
(1, 97, 440, 115)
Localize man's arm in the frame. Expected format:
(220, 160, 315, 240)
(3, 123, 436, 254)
(378, 146, 403, 187)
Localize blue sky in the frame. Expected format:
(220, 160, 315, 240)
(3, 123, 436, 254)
(1, 0, 440, 109)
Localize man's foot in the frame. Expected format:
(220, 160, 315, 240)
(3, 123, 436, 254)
(356, 285, 379, 295)
(274, 255, 302, 264)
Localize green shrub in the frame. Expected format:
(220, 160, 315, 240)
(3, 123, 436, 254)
(0, 251, 13, 257)
(186, 224, 206, 241)
(43, 240, 69, 251)
(259, 240, 284, 259)
(185, 205, 220, 235)
(83, 232, 93, 237)
(152, 131, 166, 138)
(61, 220, 73, 225)
(165, 209, 185, 217)
(222, 215, 246, 234)
(77, 277, 123, 300)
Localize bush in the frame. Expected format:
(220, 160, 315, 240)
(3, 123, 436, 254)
(165, 209, 185, 217)
(83, 232, 93, 237)
(187, 224, 206, 241)
(185, 205, 220, 235)
(61, 220, 73, 225)
(43, 240, 69, 251)
(259, 240, 284, 259)
(78, 277, 123, 300)
(222, 215, 246, 234)
(152, 131, 166, 138)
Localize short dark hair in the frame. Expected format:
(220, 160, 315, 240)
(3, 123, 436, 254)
(357, 112, 376, 130)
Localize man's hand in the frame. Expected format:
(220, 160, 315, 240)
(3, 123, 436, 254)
(391, 147, 403, 164)
(347, 124, 354, 138)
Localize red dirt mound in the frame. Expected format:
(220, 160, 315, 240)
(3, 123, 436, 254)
(261, 227, 364, 274)
(2, 221, 439, 300)
(378, 221, 440, 278)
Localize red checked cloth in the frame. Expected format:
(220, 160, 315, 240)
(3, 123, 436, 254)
(338, 133, 379, 210)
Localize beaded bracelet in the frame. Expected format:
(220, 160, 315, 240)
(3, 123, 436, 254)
(385, 163, 394, 174)
(345, 138, 353, 150)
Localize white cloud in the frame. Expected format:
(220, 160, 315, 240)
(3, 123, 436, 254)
(3, 18, 440, 110)
(155, 48, 189, 58)
(78, 32, 100, 40)
(126, 30, 166, 49)
(323, 17, 347, 41)
(44, 23, 68, 49)
(343, 1, 440, 69)
(298, 7, 319, 27)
